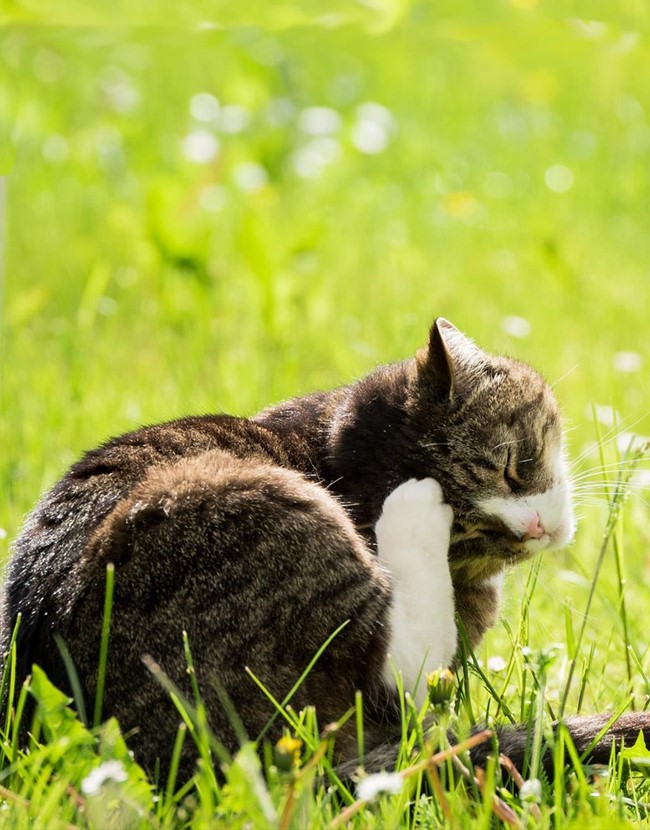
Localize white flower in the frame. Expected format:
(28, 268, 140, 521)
(501, 315, 531, 339)
(520, 777, 542, 804)
(81, 760, 128, 796)
(545, 164, 574, 193)
(219, 104, 251, 134)
(101, 68, 140, 113)
(587, 403, 619, 427)
(487, 655, 507, 672)
(351, 102, 395, 155)
(356, 102, 394, 131)
(633, 470, 650, 488)
(616, 432, 650, 454)
(298, 106, 342, 136)
(356, 771, 403, 802)
(190, 92, 220, 122)
(613, 351, 642, 373)
(291, 138, 341, 179)
(233, 162, 268, 193)
(182, 130, 219, 164)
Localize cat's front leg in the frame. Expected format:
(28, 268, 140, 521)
(375, 478, 457, 706)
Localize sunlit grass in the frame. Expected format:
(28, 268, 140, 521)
(0, 459, 649, 828)
(2, 2, 650, 825)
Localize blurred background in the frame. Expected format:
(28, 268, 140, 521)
(1, 3, 649, 635)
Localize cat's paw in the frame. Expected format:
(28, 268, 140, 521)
(377, 479, 457, 703)
(375, 478, 453, 565)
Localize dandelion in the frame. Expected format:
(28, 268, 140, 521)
(273, 735, 302, 772)
(81, 760, 128, 796)
(426, 667, 455, 710)
(356, 771, 403, 801)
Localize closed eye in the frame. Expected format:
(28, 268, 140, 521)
(504, 448, 524, 491)
(504, 468, 522, 491)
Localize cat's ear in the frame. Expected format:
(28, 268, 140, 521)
(415, 318, 486, 401)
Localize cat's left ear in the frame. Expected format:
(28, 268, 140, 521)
(415, 318, 486, 401)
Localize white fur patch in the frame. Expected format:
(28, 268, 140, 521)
(375, 478, 457, 706)
(478, 453, 575, 553)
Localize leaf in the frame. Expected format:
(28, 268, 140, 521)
(220, 743, 279, 830)
(619, 730, 650, 767)
(29, 665, 92, 747)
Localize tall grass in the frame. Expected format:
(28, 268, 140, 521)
(0, 446, 648, 827)
(2, 2, 650, 825)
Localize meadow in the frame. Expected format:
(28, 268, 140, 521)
(2, 2, 650, 826)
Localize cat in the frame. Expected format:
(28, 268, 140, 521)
(1, 317, 647, 781)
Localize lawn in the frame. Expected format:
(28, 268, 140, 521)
(2, 2, 650, 826)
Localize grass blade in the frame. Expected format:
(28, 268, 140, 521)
(93, 562, 115, 729)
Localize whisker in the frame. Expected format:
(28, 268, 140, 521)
(550, 364, 579, 389)
(571, 478, 640, 490)
(491, 439, 524, 452)
(570, 410, 650, 467)
(569, 458, 650, 481)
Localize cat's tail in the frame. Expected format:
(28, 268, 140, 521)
(341, 712, 650, 781)
(474, 711, 650, 775)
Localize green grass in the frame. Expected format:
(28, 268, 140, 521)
(2, 1, 650, 826)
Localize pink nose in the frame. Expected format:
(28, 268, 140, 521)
(523, 513, 545, 540)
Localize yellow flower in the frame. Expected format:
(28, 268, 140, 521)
(273, 735, 303, 772)
(426, 667, 455, 710)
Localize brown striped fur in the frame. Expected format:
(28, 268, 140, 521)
(2, 318, 648, 779)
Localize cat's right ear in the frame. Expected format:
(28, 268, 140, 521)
(415, 318, 485, 401)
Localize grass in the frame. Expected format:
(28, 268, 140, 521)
(2, 1, 650, 826)
(0, 455, 649, 829)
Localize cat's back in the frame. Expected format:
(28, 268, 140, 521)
(0, 414, 302, 671)
(0, 407, 391, 777)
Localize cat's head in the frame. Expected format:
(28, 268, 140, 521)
(410, 318, 575, 576)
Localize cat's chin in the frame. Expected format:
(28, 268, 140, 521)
(449, 534, 536, 582)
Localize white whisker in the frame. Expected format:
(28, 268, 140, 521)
(550, 364, 579, 389)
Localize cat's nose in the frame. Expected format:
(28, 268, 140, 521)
(523, 513, 545, 540)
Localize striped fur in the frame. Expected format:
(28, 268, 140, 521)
(1, 318, 641, 779)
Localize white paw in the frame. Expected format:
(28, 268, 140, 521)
(375, 478, 453, 565)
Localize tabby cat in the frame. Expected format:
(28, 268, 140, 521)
(1, 318, 647, 779)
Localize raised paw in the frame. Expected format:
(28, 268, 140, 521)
(375, 478, 453, 565)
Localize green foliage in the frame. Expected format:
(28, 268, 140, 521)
(2, 0, 650, 825)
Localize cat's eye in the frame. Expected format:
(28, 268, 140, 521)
(504, 468, 522, 491)
(504, 448, 523, 491)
